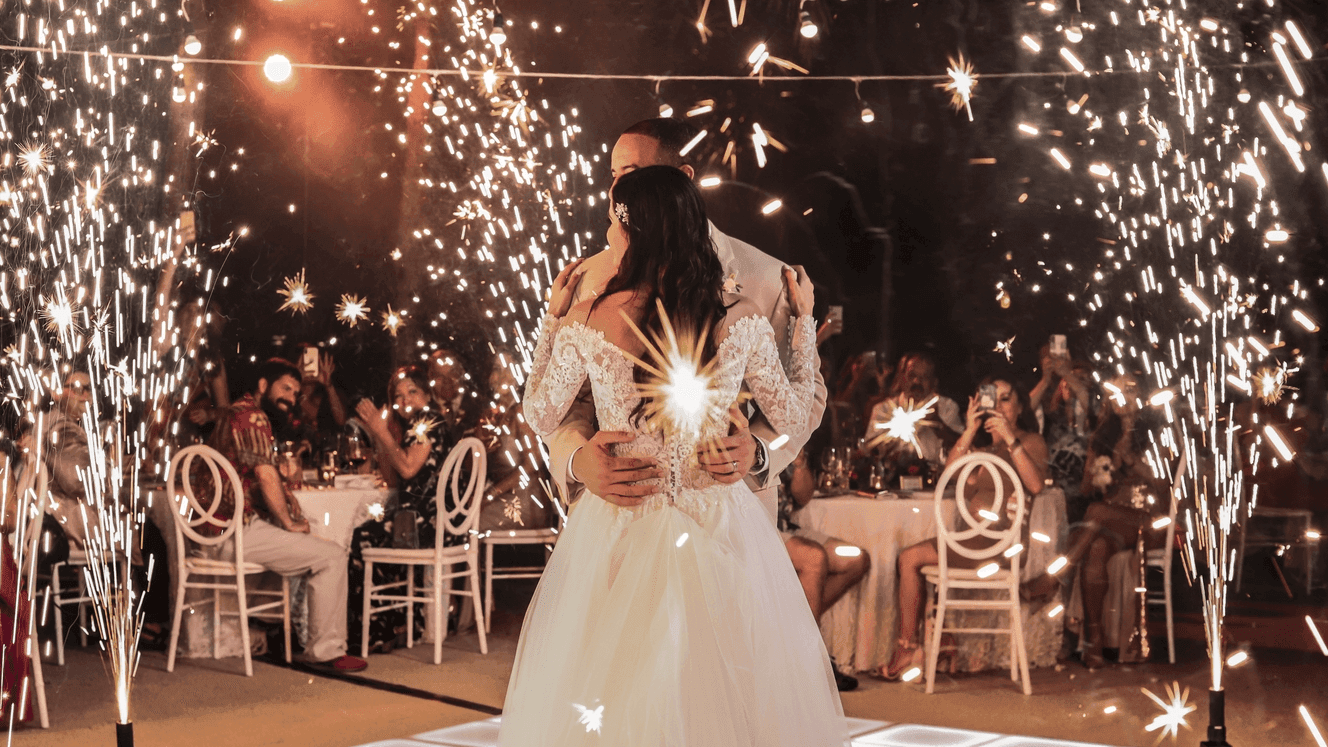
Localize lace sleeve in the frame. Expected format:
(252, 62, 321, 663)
(521, 315, 589, 437)
(741, 315, 818, 435)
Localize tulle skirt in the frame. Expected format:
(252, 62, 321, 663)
(498, 484, 847, 747)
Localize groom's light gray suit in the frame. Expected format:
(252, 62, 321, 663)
(538, 222, 828, 525)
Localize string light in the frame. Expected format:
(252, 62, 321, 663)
(799, 10, 819, 39)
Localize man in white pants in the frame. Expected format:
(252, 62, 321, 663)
(209, 358, 367, 672)
(541, 117, 828, 519)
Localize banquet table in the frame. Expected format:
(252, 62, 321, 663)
(795, 487, 1066, 675)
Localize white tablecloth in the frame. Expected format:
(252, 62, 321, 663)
(291, 486, 389, 550)
(796, 488, 1067, 674)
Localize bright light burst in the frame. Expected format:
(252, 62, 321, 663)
(868, 395, 939, 456)
(993, 335, 1016, 362)
(622, 300, 726, 440)
(1142, 682, 1196, 741)
(17, 140, 51, 176)
(572, 703, 605, 734)
(381, 304, 405, 337)
(277, 269, 315, 315)
(336, 294, 371, 328)
(941, 53, 977, 121)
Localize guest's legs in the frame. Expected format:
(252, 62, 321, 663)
(820, 539, 869, 614)
(242, 520, 350, 662)
(786, 536, 829, 621)
(896, 539, 938, 646)
(879, 539, 938, 677)
(136, 517, 172, 638)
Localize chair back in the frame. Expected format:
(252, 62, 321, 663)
(165, 445, 248, 565)
(10, 453, 47, 591)
(434, 437, 487, 551)
(934, 451, 1027, 577)
(1160, 452, 1187, 570)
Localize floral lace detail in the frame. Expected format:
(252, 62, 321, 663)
(522, 311, 817, 522)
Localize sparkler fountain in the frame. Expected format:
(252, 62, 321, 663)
(1005, 2, 1324, 744)
(1, 2, 210, 742)
(352, 1, 595, 520)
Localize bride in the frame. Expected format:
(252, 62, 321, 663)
(500, 165, 846, 746)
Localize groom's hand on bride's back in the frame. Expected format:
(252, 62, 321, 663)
(697, 406, 757, 486)
(573, 431, 663, 507)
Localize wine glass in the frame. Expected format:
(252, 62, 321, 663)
(343, 430, 369, 473)
(320, 449, 339, 484)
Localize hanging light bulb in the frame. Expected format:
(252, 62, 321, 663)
(659, 102, 674, 118)
(183, 34, 202, 56)
(490, 12, 507, 45)
(172, 86, 187, 103)
(799, 10, 818, 39)
(263, 54, 293, 83)
(860, 103, 875, 123)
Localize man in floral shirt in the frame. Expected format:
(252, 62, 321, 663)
(208, 358, 367, 672)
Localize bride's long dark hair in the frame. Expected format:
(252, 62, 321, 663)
(592, 166, 731, 423)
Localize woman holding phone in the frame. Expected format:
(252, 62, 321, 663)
(875, 377, 1048, 680)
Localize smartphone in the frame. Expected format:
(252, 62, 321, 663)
(1049, 334, 1068, 359)
(301, 347, 319, 380)
(828, 305, 844, 324)
(978, 383, 998, 411)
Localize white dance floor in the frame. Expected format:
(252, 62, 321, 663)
(355, 717, 1120, 747)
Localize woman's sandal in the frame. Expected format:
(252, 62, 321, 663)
(869, 640, 922, 682)
(869, 635, 958, 682)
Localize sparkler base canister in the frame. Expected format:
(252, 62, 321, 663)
(1200, 689, 1230, 747)
(116, 721, 134, 747)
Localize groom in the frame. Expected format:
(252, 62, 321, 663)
(541, 117, 828, 525)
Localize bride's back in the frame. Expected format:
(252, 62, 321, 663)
(560, 289, 764, 492)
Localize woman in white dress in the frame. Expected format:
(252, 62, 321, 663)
(500, 165, 846, 747)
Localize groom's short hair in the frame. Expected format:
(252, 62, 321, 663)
(621, 118, 702, 169)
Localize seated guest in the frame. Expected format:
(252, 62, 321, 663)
(878, 377, 1048, 680)
(292, 348, 350, 449)
(780, 448, 869, 691)
(1022, 372, 1168, 668)
(350, 365, 460, 653)
(43, 367, 98, 549)
(426, 348, 476, 440)
(1028, 344, 1093, 523)
(208, 358, 367, 672)
(864, 352, 962, 464)
(477, 351, 554, 531)
(832, 351, 889, 436)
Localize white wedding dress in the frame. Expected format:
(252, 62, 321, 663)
(499, 306, 846, 747)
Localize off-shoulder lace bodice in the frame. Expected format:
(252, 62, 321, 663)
(523, 310, 816, 516)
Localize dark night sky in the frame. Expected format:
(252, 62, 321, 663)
(187, 0, 1328, 406)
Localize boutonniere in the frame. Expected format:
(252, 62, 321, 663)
(722, 272, 742, 294)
